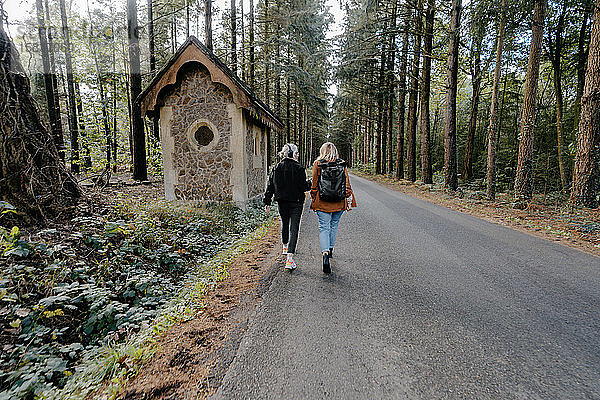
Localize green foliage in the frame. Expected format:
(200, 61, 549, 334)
(0, 198, 271, 399)
(352, 163, 376, 175)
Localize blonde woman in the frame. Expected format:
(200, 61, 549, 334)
(310, 142, 357, 273)
(264, 144, 311, 270)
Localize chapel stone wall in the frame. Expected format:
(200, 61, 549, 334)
(162, 63, 234, 201)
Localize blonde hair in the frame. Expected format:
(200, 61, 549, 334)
(317, 142, 338, 162)
(278, 143, 299, 159)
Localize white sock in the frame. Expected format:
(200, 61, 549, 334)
(286, 253, 293, 262)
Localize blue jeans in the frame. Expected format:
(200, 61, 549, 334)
(316, 210, 344, 254)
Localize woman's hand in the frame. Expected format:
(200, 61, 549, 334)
(264, 205, 271, 214)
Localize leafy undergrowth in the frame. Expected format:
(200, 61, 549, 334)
(352, 167, 600, 255)
(0, 187, 271, 399)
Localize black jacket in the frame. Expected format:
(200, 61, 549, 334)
(263, 158, 311, 205)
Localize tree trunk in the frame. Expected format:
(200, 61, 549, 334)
(420, 0, 434, 184)
(263, 0, 270, 106)
(59, 0, 79, 174)
(381, 92, 389, 173)
(514, 0, 546, 202)
(148, 0, 156, 73)
(44, 0, 64, 160)
(240, 0, 245, 80)
(407, 0, 422, 182)
(121, 40, 134, 165)
(275, 26, 281, 150)
(128, 0, 147, 180)
(396, 11, 409, 180)
(249, 0, 255, 89)
(574, 1, 592, 135)
(486, 0, 506, 200)
(231, 0, 237, 73)
(0, 23, 80, 224)
(147, 0, 159, 142)
(204, 0, 213, 50)
(463, 47, 480, 182)
(463, 12, 483, 182)
(36, 0, 65, 161)
(186, 0, 190, 38)
(443, 0, 462, 190)
(386, 0, 397, 175)
(570, 0, 600, 208)
(548, 0, 568, 193)
(375, 40, 387, 174)
(112, 28, 118, 173)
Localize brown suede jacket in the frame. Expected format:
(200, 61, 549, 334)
(309, 159, 357, 212)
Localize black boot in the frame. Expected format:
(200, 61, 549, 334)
(323, 252, 331, 274)
(329, 248, 334, 258)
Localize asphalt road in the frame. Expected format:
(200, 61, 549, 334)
(213, 174, 600, 399)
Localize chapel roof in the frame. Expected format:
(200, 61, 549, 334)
(138, 36, 283, 132)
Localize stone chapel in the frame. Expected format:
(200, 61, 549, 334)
(138, 36, 283, 203)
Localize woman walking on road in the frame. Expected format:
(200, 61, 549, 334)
(310, 142, 357, 274)
(264, 143, 311, 271)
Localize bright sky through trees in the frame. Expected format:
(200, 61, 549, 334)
(3, 0, 344, 43)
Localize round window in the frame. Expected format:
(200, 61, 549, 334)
(194, 125, 214, 147)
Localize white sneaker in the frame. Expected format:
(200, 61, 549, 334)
(284, 259, 296, 270)
(282, 244, 288, 255)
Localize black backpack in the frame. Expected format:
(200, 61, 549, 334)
(318, 160, 347, 202)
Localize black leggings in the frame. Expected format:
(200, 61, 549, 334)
(278, 200, 303, 254)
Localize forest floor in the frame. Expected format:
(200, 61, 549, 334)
(351, 171, 600, 258)
(0, 174, 277, 399)
(119, 222, 281, 400)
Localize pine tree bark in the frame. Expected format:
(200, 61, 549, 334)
(570, 0, 600, 208)
(396, 11, 409, 180)
(443, 0, 462, 190)
(548, 0, 568, 193)
(128, 0, 147, 180)
(0, 23, 80, 224)
(463, 46, 480, 182)
(366, 104, 371, 163)
(275, 19, 281, 150)
(574, 1, 592, 139)
(486, 0, 506, 200)
(185, 1, 190, 38)
(231, 0, 237, 73)
(407, 0, 422, 182)
(263, 0, 270, 106)
(420, 0, 434, 184)
(204, 0, 213, 50)
(59, 0, 79, 174)
(148, 0, 159, 142)
(148, 0, 156, 75)
(386, 0, 397, 175)
(36, 0, 65, 161)
(249, 0, 255, 89)
(45, 0, 65, 157)
(112, 26, 118, 172)
(240, 0, 245, 80)
(463, 12, 483, 182)
(514, 0, 546, 202)
(376, 40, 387, 174)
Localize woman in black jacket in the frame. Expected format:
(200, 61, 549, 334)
(263, 143, 311, 270)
